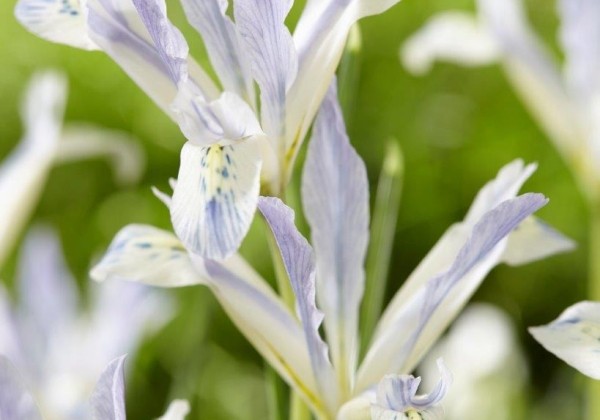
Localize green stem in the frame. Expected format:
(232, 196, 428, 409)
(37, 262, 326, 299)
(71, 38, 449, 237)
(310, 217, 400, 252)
(266, 364, 288, 420)
(587, 199, 600, 420)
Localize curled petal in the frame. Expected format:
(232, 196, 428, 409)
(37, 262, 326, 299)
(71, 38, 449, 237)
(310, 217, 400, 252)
(401, 11, 500, 75)
(170, 141, 262, 259)
(530, 301, 600, 379)
(376, 360, 451, 412)
(15, 0, 98, 50)
(90, 355, 127, 420)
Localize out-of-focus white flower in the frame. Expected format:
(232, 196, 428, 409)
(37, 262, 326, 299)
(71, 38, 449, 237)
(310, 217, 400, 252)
(401, 0, 600, 201)
(0, 70, 145, 269)
(0, 227, 172, 420)
(15, 0, 405, 260)
(0, 355, 189, 420)
(91, 82, 572, 419)
(420, 304, 528, 420)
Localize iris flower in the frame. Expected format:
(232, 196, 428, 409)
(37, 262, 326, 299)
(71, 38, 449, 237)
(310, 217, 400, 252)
(401, 0, 600, 201)
(91, 83, 572, 419)
(15, 0, 404, 260)
(0, 70, 144, 269)
(0, 354, 189, 419)
(0, 227, 172, 420)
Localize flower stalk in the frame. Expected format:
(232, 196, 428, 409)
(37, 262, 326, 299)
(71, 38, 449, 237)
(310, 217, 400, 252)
(587, 198, 600, 420)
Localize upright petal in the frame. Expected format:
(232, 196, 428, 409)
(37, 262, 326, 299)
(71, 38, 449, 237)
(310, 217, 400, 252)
(234, 0, 298, 142)
(85, 0, 218, 117)
(401, 12, 500, 75)
(357, 194, 548, 391)
(258, 197, 338, 412)
(17, 227, 78, 364)
(15, 0, 98, 49)
(157, 400, 190, 420)
(530, 301, 600, 379)
(0, 71, 66, 269)
(180, 0, 253, 101)
(301, 82, 369, 392)
(0, 356, 42, 420)
(90, 356, 126, 420)
(286, 0, 400, 168)
(170, 141, 262, 259)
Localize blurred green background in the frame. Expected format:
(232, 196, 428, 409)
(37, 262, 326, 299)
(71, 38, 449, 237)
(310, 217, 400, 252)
(0, 0, 587, 418)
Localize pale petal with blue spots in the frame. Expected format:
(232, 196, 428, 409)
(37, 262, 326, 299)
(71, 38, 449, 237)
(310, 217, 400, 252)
(15, 0, 98, 50)
(90, 224, 201, 287)
(0, 356, 42, 420)
(90, 355, 126, 420)
(358, 194, 548, 391)
(530, 301, 600, 380)
(171, 141, 261, 259)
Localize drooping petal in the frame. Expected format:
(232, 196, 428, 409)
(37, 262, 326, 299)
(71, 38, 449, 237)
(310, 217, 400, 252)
(170, 141, 262, 259)
(0, 356, 42, 420)
(90, 355, 127, 420)
(16, 227, 78, 363)
(301, 82, 369, 391)
(401, 11, 500, 75)
(90, 224, 201, 287)
(376, 160, 535, 335)
(0, 71, 66, 269)
(476, 0, 583, 162)
(85, 0, 218, 117)
(15, 0, 98, 49)
(157, 400, 190, 420)
(201, 258, 324, 415)
(357, 194, 548, 391)
(286, 0, 400, 167)
(54, 124, 145, 185)
(180, 0, 253, 101)
(234, 0, 298, 141)
(258, 197, 338, 411)
(501, 216, 575, 265)
(530, 301, 600, 379)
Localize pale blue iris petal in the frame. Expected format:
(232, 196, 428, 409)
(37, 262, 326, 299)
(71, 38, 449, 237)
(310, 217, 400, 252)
(180, 0, 253, 100)
(15, 0, 97, 49)
(171, 141, 261, 260)
(234, 0, 298, 140)
(90, 355, 127, 420)
(358, 193, 548, 391)
(0, 356, 41, 420)
(530, 301, 600, 380)
(301, 81, 368, 385)
(258, 197, 338, 410)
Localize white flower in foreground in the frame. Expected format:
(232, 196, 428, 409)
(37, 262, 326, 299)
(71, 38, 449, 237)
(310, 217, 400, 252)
(0, 227, 172, 420)
(91, 83, 572, 419)
(421, 304, 528, 420)
(401, 0, 600, 200)
(15, 0, 404, 260)
(530, 301, 600, 380)
(0, 70, 144, 269)
(0, 355, 189, 420)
